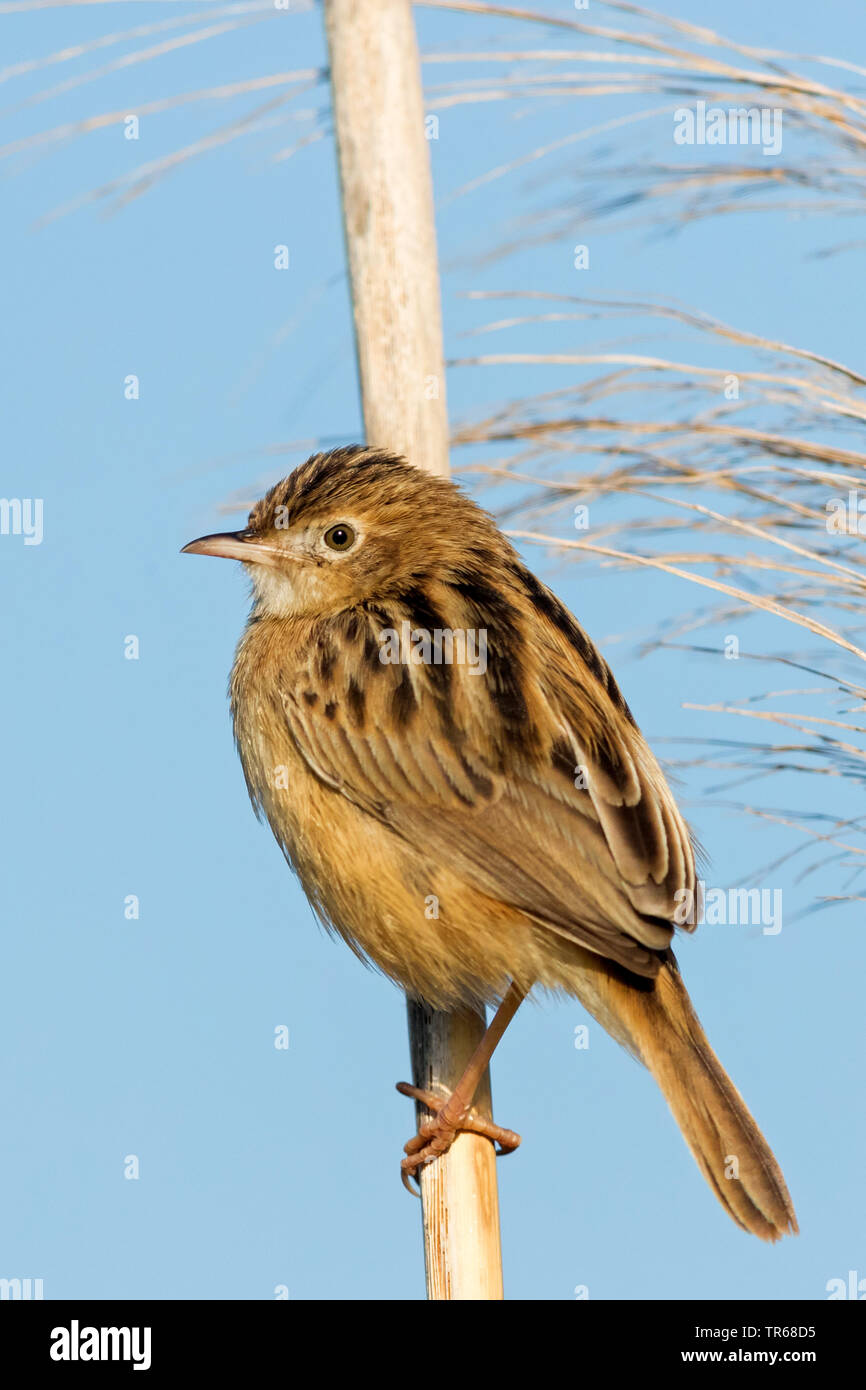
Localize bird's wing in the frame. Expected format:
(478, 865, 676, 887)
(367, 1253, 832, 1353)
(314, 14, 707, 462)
(282, 594, 695, 977)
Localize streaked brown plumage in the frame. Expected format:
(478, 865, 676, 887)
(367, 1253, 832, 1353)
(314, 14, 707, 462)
(183, 445, 797, 1240)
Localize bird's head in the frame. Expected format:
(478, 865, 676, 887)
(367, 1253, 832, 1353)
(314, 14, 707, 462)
(182, 445, 501, 618)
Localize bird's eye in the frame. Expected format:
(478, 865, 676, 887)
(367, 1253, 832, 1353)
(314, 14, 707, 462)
(323, 523, 356, 552)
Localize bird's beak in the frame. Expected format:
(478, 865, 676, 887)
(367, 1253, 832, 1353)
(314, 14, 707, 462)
(181, 531, 288, 568)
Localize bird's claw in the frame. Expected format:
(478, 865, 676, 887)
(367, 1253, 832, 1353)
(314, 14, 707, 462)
(395, 1080, 521, 1195)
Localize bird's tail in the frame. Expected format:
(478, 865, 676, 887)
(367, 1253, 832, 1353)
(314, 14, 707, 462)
(606, 954, 798, 1240)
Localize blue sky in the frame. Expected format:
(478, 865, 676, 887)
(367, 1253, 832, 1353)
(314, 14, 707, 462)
(2, 0, 864, 1300)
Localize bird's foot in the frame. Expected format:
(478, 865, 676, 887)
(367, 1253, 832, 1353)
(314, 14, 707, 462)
(395, 1081, 521, 1195)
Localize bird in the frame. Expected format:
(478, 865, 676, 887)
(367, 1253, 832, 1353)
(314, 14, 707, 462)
(182, 444, 797, 1240)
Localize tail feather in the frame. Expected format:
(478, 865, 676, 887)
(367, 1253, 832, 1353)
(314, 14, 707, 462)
(614, 955, 798, 1240)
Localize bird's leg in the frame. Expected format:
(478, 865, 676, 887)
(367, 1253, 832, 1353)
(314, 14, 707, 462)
(396, 980, 526, 1193)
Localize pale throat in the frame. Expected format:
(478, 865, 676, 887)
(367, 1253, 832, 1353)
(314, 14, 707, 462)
(248, 558, 339, 618)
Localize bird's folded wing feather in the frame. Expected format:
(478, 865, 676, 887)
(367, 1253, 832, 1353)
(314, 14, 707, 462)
(281, 592, 696, 977)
